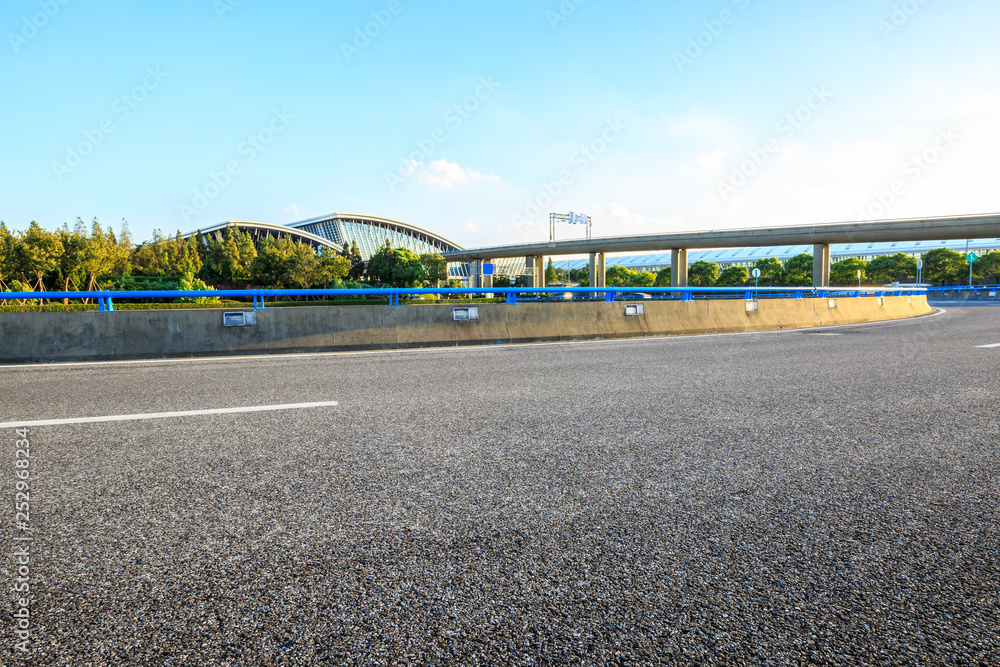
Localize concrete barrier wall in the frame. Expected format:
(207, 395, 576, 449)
(0, 296, 931, 363)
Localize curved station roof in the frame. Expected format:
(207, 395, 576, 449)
(191, 220, 343, 252)
(191, 213, 464, 262)
(287, 213, 463, 259)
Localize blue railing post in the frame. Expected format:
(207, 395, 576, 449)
(682, 290, 693, 302)
(604, 291, 615, 303)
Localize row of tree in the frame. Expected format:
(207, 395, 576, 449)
(529, 249, 1000, 289)
(3, 219, 998, 294)
(0, 221, 453, 292)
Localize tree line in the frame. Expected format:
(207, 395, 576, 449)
(3, 219, 997, 294)
(0, 220, 453, 293)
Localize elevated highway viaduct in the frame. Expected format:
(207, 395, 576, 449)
(443, 213, 1000, 289)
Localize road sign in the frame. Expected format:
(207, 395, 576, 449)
(967, 252, 978, 263)
(917, 259, 923, 269)
(751, 268, 761, 278)
(482, 263, 494, 276)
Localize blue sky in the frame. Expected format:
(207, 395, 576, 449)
(3, 0, 998, 247)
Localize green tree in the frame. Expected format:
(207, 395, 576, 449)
(420, 253, 448, 286)
(605, 265, 635, 287)
(830, 257, 867, 285)
(716, 266, 749, 287)
(688, 261, 720, 287)
(753, 257, 786, 285)
(340, 240, 365, 280)
(545, 258, 558, 284)
(132, 229, 168, 276)
(54, 220, 88, 291)
(316, 251, 351, 287)
(922, 248, 965, 284)
(285, 241, 321, 288)
(366, 240, 425, 286)
(78, 221, 121, 291)
(0, 222, 16, 288)
(222, 227, 256, 281)
(973, 250, 1000, 284)
(866, 253, 917, 284)
(111, 219, 133, 277)
(250, 236, 297, 286)
(654, 266, 672, 287)
(392, 250, 425, 286)
(178, 272, 219, 303)
(365, 240, 395, 284)
(784, 254, 813, 286)
(13, 221, 64, 290)
(628, 271, 656, 287)
(493, 274, 513, 288)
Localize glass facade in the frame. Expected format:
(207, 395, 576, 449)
(291, 215, 461, 260)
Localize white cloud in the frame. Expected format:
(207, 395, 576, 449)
(461, 220, 479, 232)
(403, 159, 501, 188)
(589, 203, 686, 236)
(498, 217, 546, 242)
(283, 203, 299, 215)
(683, 149, 727, 175)
(949, 91, 1000, 118)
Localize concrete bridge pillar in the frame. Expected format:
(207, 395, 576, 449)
(589, 253, 606, 289)
(813, 244, 830, 287)
(526, 255, 545, 288)
(671, 249, 689, 287)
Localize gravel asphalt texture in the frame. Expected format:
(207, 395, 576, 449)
(1, 305, 998, 665)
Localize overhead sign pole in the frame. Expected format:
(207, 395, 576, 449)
(549, 212, 593, 243)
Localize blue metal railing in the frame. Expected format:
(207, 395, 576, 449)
(0, 285, 929, 311)
(925, 284, 1000, 293)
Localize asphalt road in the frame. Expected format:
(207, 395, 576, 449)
(1, 306, 998, 665)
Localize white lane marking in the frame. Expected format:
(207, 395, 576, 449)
(0, 401, 338, 429)
(0, 307, 948, 370)
(975, 343, 1000, 348)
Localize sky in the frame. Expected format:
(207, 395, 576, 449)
(3, 0, 999, 248)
